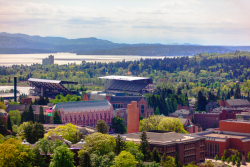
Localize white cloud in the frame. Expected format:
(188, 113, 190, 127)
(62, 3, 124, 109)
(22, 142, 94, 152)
(0, 0, 249, 45)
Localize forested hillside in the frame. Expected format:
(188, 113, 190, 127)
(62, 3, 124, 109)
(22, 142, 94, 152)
(1, 51, 250, 97)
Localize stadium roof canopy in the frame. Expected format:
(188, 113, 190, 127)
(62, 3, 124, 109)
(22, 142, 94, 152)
(28, 78, 78, 98)
(98, 75, 152, 95)
(28, 78, 78, 85)
(98, 75, 152, 82)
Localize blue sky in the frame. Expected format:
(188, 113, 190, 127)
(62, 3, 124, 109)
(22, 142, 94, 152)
(0, 0, 250, 45)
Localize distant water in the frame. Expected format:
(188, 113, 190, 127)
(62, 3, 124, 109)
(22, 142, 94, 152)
(0, 52, 187, 66)
(0, 86, 32, 95)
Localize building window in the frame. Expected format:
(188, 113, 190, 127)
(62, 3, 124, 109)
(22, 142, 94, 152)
(141, 105, 144, 114)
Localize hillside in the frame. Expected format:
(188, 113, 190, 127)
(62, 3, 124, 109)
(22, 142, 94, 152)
(0, 32, 250, 55)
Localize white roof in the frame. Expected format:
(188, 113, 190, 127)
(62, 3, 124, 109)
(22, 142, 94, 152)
(28, 78, 61, 84)
(98, 75, 151, 81)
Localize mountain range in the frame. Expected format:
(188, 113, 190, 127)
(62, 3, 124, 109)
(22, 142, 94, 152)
(0, 32, 250, 56)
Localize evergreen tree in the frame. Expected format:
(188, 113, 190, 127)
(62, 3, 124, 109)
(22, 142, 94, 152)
(38, 106, 45, 124)
(177, 87, 182, 95)
(79, 152, 92, 167)
(111, 117, 126, 134)
(28, 104, 34, 123)
(227, 91, 231, 99)
(115, 134, 125, 155)
(214, 154, 219, 161)
(21, 109, 29, 123)
(53, 110, 62, 124)
(155, 107, 160, 115)
(152, 147, 161, 163)
(195, 91, 207, 111)
(234, 83, 241, 99)
(7, 115, 12, 132)
(95, 119, 109, 134)
(139, 131, 149, 161)
(175, 152, 180, 167)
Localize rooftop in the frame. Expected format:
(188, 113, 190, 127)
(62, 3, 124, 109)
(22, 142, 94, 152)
(110, 96, 147, 103)
(28, 78, 78, 84)
(0, 109, 7, 117)
(98, 75, 152, 81)
(121, 131, 203, 145)
(54, 100, 112, 112)
(226, 99, 250, 107)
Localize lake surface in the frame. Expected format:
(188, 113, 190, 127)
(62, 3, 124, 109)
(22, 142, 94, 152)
(0, 86, 32, 95)
(0, 53, 185, 66)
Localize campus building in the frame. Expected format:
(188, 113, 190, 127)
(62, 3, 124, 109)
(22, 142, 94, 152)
(193, 119, 250, 159)
(121, 131, 205, 165)
(54, 100, 114, 126)
(194, 108, 249, 129)
(219, 99, 250, 108)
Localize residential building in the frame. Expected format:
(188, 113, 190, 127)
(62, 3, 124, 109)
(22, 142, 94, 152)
(170, 109, 193, 119)
(54, 100, 114, 126)
(121, 131, 205, 165)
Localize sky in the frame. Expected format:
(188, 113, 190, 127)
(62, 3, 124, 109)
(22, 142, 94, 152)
(0, 0, 250, 45)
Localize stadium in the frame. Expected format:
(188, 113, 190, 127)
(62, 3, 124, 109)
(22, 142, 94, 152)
(98, 75, 152, 95)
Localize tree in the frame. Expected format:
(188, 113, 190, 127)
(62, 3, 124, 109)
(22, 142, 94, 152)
(53, 110, 62, 124)
(214, 154, 218, 161)
(236, 157, 241, 167)
(152, 147, 161, 163)
(111, 117, 126, 134)
(226, 157, 231, 165)
(195, 91, 207, 111)
(71, 131, 84, 144)
(223, 149, 227, 158)
(95, 119, 109, 134)
(79, 151, 92, 167)
(247, 151, 250, 161)
(234, 83, 241, 99)
(112, 151, 137, 167)
(80, 132, 116, 155)
(49, 145, 75, 167)
(0, 138, 34, 167)
(21, 108, 29, 123)
(45, 123, 79, 143)
(8, 110, 21, 126)
(158, 117, 188, 133)
(155, 107, 160, 115)
(32, 146, 48, 167)
(175, 153, 181, 167)
(28, 104, 34, 123)
(0, 118, 10, 136)
(0, 102, 6, 110)
(227, 91, 230, 99)
(221, 156, 226, 164)
(90, 150, 115, 167)
(115, 134, 125, 155)
(7, 116, 12, 132)
(38, 106, 45, 124)
(23, 122, 44, 144)
(231, 155, 236, 166)
(139, 131, 150, 161)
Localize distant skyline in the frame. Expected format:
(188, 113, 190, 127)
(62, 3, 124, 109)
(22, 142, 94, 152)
(0, 0, 250, 45)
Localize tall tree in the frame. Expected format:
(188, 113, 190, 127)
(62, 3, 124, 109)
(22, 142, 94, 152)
(95, 119, 109, 134)
(139, 131, 149, 161)
(28, 104, 34, 123)
(115, 134, 125, 155)
(155, 107, 160, 115)
(7, 116, 12, 132)
(175, 152, 181, 167)
(38, 106, 45, 124)
(152, 147, 161, 163)
(9, 110, 21, 126)
(234, 83, 241, 99)
(79, 151, 92, 167)
(227, 91, 231, 100)
(195, 91, 207, 111)
(53, 110, 62, 124)
(111, 117, 126, 134)
(49, 145, 75, 167)
(113, 151, 137, 167)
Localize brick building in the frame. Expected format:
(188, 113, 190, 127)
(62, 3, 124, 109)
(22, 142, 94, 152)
(219, 99, 250, 108)
(194, 108, 248, 129)
(193, 119, 250, 159)
(121, 131, 205, 165)
(109, 96, 154, 117)
(54, 100, 114, 126)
